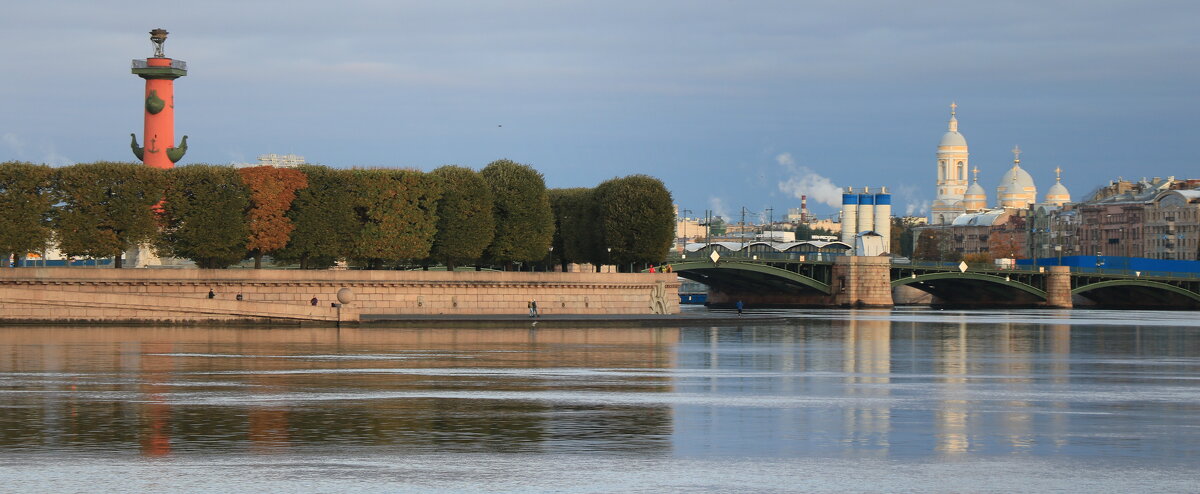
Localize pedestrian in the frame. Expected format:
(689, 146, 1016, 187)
(236, 293, 243, 301)
(528, 300, 538, 318)
(649, 265, 656, 273)
(207, 289, 215, 299)
(310, 297, 318, 306)
(736, 300, 744, 315)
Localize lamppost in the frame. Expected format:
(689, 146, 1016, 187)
(606, 247, 612, 271)
(547, 246, 554, 272)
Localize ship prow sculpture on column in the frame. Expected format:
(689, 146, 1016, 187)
(128, 28, 191, 267)
(130, 28, 188, 169)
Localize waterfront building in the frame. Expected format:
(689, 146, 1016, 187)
(1145, 188, 1200, 260)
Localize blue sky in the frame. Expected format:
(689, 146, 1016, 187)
(2, 1, 1197, 222)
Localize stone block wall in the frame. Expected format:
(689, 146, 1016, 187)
(0, 268, 679, 323)
(832, 256, 894, 307)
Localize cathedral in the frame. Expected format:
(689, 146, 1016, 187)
(930, 103, 1071, 224)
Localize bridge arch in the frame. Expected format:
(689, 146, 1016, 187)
(892, 271, 1047, 305)
(1072, 279, 1200, 308)
(667, 260, 831, 295)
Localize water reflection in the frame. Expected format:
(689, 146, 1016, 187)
(1, 311, 1199, 467)
(0, 327, 679, 456)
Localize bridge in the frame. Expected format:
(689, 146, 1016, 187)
(660, 253, 1200, 309)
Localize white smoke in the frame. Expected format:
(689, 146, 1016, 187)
(775, 152, 842, 208)
(895, 184, 930, 216)
(707, 196, 730, 221)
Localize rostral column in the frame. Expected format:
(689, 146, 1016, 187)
(130, 28, 187, 168)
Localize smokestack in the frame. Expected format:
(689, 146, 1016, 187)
(801, 195, 808, 222)
(874, 187, 892, 254)
(840, 187, 858, 244)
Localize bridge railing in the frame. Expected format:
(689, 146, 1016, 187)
(1069, 266, 1200, 280)
(669, 251, 839, 263)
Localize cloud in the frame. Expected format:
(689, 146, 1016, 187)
(2, 133, 24, 155)
(775, 152, 842, 209)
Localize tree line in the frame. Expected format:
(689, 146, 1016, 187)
(0, 160, 675, 271)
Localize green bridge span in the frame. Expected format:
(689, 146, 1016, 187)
(659, 255, 1200, 309)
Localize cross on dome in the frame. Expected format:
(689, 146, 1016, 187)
(1011, 145, 1022, 165)
(972, 166, 980, 182)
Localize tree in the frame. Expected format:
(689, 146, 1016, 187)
(480, 160, 554, 267)
(237, 166, 309, 269)
(53, 162, 166, 268)
(0, 162, 55, 267)
(350, 168, 443, 268)
(795, 223, 836, 241)
(274, 165, 359, 269)
(594, 175, 675, 269)
(890, 217, 925, 258)
(158, 165, 250, 269)
(429, 165, 494, 270)
(913, 229, 946, 261)
(549, 187, 602, 267)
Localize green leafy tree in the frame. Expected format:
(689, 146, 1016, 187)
(350, 168, 443, 268)
(158, 165, 250, 269)
(429, 165, 494, 270)
(275, 165, 359, 269)
(238, 166, 309, 269)
(53, 162, 166, 268)
(594, 175, 675, 270)
(480, 159, 554, 267)
(0, 162, 55, 267)
(549, 187, 603, 268)
(891, 217, 925, 258)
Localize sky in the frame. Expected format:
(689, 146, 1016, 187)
(2, 1, 1198, 222)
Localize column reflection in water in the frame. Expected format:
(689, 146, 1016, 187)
(842, 312, 891, 455)
(935, 320, 969, 455)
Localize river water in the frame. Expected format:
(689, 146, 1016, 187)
(1, 308, 1199, 492)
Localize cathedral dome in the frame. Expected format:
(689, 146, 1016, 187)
(965, 181, 986, 197)
(1045, 181, 1069, 198)
(939, 131, 967, 148)
(998, 164, 1035, 192)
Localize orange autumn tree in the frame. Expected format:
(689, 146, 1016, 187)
(238, 166, 309, 268)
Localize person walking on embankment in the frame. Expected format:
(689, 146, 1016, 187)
(528, 300, 539, 318)
(736, 300, 744, 315)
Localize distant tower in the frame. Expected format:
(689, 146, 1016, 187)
(840, 188, 859, 244)
(873, 187, 891, 251)
(130, 28, 187, 169)
(857, 187, 875, 234)
(931, 102, 969, 224)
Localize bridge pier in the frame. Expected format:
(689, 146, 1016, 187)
(833, 256, 894, 307)
(1045, 266, 1073, 308)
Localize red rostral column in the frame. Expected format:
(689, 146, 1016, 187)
(130, 28, 187, 169)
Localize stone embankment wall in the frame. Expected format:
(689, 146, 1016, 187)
(0, 268, 679, 324)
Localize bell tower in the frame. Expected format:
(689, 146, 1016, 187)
(931, 102, 970, 224)
(130, 28, 188, 169)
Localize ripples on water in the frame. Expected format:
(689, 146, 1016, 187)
(1, 308, 1199, 492)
